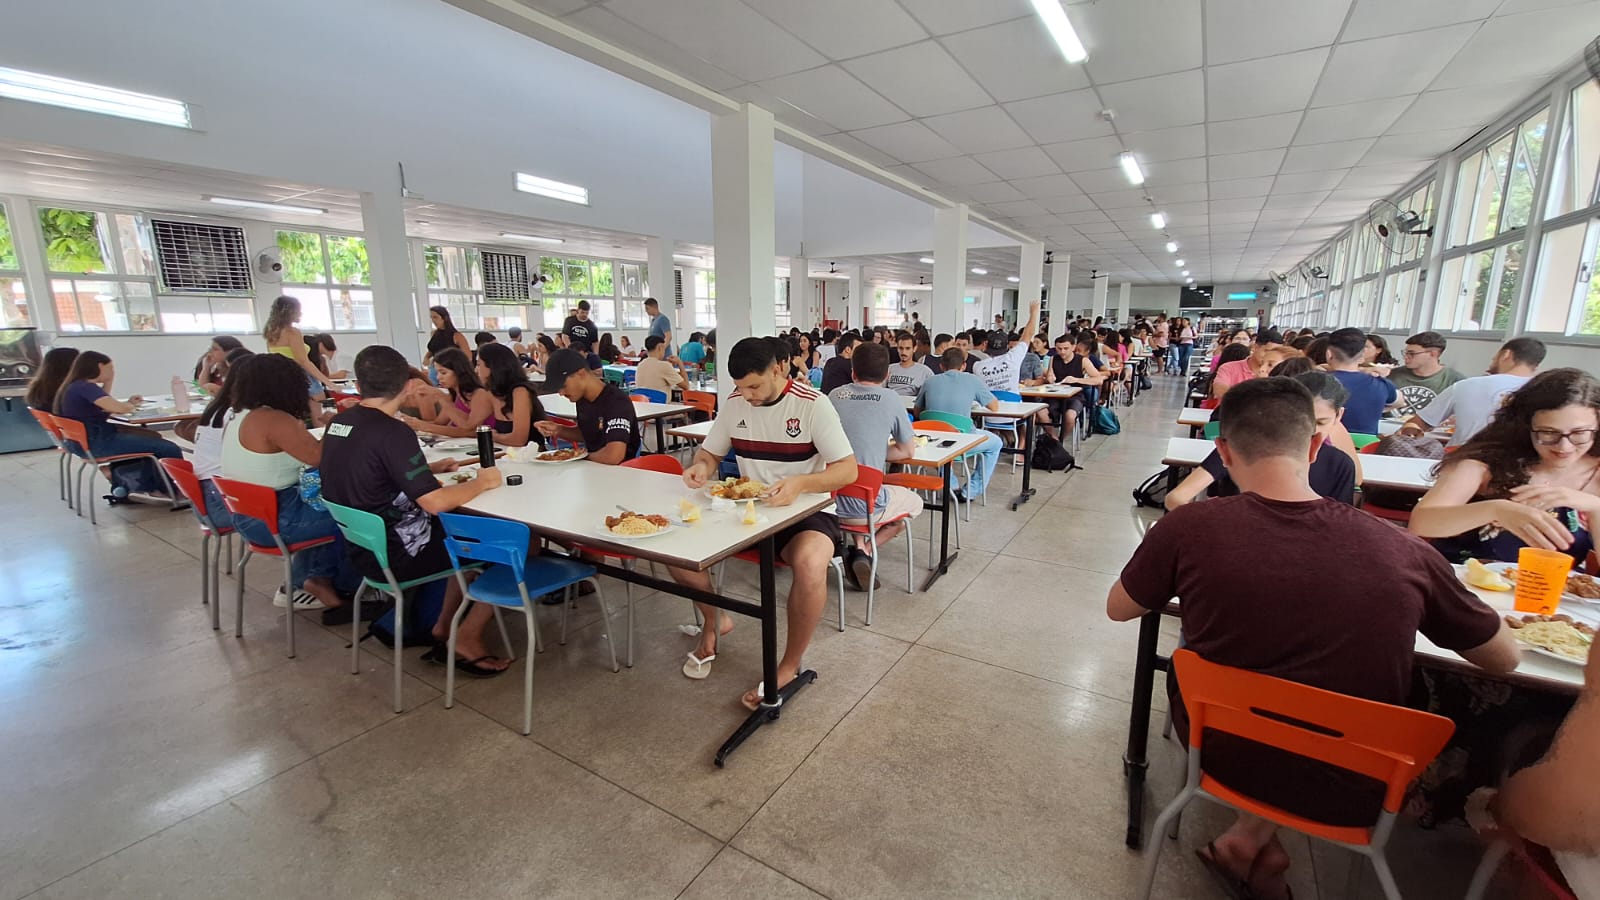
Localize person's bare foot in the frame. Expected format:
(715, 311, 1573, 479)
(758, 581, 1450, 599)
(302, 576, 343, 609)
(1199, 836, 1254, 884)
(741, 666, 797, 710)
(1245, 836, 1292, 900)
(452, 637, 510, 672)
(693, 612, 735, 660)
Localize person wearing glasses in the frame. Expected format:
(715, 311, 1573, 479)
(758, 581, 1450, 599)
(1410, 368, 1599, 564)
(1399, 337, 1546, 446)
(1385, 331, 1464, 416)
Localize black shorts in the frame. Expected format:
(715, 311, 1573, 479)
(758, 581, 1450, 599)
(1151, 346, 1169, 359)
(773, 509, 843, 560)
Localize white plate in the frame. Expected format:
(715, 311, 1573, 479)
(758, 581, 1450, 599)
(444, 465, 481, 484)
(530, 449, 588, 464)
(1522, 643, 1590, 666)
(597, 520, 673, 540)
(432, 438, 476, 451)
(1479, 561, 1600, 610)
(703, 481, 770, 503)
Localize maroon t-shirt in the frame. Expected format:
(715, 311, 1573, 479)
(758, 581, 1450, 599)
(1120, 493, 1501, 706)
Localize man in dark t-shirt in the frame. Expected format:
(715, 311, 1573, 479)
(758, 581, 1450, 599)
(820, 333, 859, 394)
(534, 350, 641, 462)
(320, 345, 511, 676)
(562, 300, 598, 352)
(1105, 378, 1517, 900)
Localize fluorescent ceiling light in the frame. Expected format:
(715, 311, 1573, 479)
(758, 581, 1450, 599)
(1006, 276, 1021, 283)
(1166, 241, 1178, 253)
(919, 256, 935, 264)
(970, 267, 988, 275)
(1175, 259, 1185, 267)
(1182, 270, 1190, 276)
(1187, 278, 1195, 284)
(1029, 0, 1088, 63)
(1150, 212, 1166, 229)
(0, 65, 192, 128)
(499, 232, 563, 245)
(514, 172, 589, 206)
(673, 253, 702, 262)
(206, 195, 325, 215)
(1118, 152, 1144, 186)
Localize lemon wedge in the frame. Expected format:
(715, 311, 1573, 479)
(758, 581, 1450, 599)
(1465, 559, 1512, 591)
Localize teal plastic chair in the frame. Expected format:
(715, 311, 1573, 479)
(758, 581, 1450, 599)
(1202, 421, 1220, 440)
(323, 500, 501, 713)
(438, 512, 617, 735)
(1351, 432, 1381, 449)
(809, 367, 823, 388)
(916, 413, 984, 516)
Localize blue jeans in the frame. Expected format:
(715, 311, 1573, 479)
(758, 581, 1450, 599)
(72, 427, 182, 494)
(1173, 343, 1194, 375)
(961, 432, 1003, 498)
(199, 479, 235, 531)
(232, 486, 359, 593)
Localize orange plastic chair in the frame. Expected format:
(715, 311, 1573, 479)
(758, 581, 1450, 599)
(159, 458, 236, 630)
(834, 465, 915, 625)
(914, 418, 978, 521)
(211, 476, 338, 659)
(1139, 649, 1455, 900)
(52, 414, 177, 525)
(27, 408, 72, 508)
(681, 390, 717, 419)
(1357, 442, 1415, 525)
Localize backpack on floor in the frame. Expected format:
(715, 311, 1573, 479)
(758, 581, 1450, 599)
(1030, 432, 1079, 472)
(1090, 406, 1121, 436)
(365, 578, 448, 649)
(1132, 469, 1171, 509)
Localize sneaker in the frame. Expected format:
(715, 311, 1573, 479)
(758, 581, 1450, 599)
(273, 585, 326, 610)
(848, 548, 879, 593)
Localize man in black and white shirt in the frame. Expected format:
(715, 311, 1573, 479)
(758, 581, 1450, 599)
(562, 300, 598, 352)
(533, 349, 640, 463)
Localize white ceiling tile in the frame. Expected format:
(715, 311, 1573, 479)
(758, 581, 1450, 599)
(1281, 139, 1375, 173)
(1159, 183, 1210, 203)
(1271, 170, 1349, 193)
(1003, 90, 1115, 145)
(566, 6, 747, 90)
(1293, 96, 1414, 145)
(756, 65, 907, 131)
(1210, 196, 1266, 214)
(973, 146, 1060, 180)
(965, 181, 1027, 202)
(843, 41, 992, 117)
(1040, 135, 1125, 173)
(1338, 165, 1421, 190)
(1340, 0, 1500, 41)
(1162, 201, 1210, 219)
(513, 0, 591, 14)
(1433, 5, 1600, 90)
(1388, 82, 1542, 135)
(922, 106, 1038, 153)
(894, 0, 1035, 36)
(912, 155, 998, 185)
(1310, 24, 1478, 107)
(847, 120, 962, 162)
(746, 0, 927, 59)
(1208, 176, 1277, 199)
(1263, 190, 1330, 209)
(818, 132, 901, 168)
(1204, 0, 1352, 64)
(1077, 0, 1202, 84)
(938, 16, 1091, 102)
(1145, 156, 1208, 185)
(1076, 221, 1125, 234)
(601, 0, 826, 82)
(1008, 173, 1082, 198)
(1044, 196, 1103, 215)
(1207, 47, 1330, 120)
(1070, 168, 1134, 193)
(1209, 149, 1286, 180)
(1205, 112, 1303, 155)
(1013, 214, 1065, 228)
(1093, 188, 1153, 209)
(1497, 0, 1597, 12)
(989, 199, 1050, 218)
(1360, 130, 1467, 165)
(1123, 125, 1207, 162)
(1097, 71, 1206, 132)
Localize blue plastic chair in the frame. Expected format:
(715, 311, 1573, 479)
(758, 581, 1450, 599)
(437, 512, 616, 735)
(809, 367, 824, 388)
(629, 388, 667, 404)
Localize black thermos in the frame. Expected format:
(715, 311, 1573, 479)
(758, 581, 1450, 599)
(476, 425, 496, 467)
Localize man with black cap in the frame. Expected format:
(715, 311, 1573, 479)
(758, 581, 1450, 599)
(562, 300, 598, 352)
(535, 349, 640, 464)
(971, 299, 1041, 394)
(1211, 327, 1292, 400)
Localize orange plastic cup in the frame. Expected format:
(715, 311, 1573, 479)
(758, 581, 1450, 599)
(1513, 547, 1574, 615)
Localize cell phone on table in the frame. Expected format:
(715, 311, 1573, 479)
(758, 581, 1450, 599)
(939, 439, 957, 447)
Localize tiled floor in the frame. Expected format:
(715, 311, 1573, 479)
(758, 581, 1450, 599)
(1, 377, 1521, 899)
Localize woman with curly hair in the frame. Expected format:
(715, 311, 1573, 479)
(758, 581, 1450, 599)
(1410, 368, 1600, 564)
(263, 295, 335, 396)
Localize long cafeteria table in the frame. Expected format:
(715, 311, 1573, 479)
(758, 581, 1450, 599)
(541, 394, 693, 454)
(901, 397, 1051, 511)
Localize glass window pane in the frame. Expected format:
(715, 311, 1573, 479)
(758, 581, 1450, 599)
(565, 262, 589, 295)
(124, 282, 157, 332)
(541, 297, 565, 329)
(588, 299, 616, 328)
(424, 245, 445, 288)
(1502, 142, 1538, 231)
(539, 256, 564, 294)
(0, 276, 28, 328)
(1379, 268, 1419, 331)
(276, 231, 327, 284)
(1521, 108, 1549, 178)
(1549, 82, 1600, 219)
(62, 280, 128, 331)
(591, 260, 614, 296)
(51, 279, 82, 332)
(330, 288, 374, 330)
(0, 204, 18, 269)
(157, 295, 214, 333)
(39, 208, 109, 273)
(326, 235, 369, 285)
(479, 307, 527, 330)
(1528, 220, 1588, 333)
(618, 263, 646, 298)
(1488, 242, 1524, 332)
(1348, 279, 1377, 328)
(1580, 238, 1600, 335)
(209, 297, 255, 334)
(114, 214, 153, 276)
(281, 286, 333, 330)
(618, 299, 648, 328)
(1434, 253, 1486, 331)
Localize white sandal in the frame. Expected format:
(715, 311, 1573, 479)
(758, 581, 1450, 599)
(682, 650, 716, 680)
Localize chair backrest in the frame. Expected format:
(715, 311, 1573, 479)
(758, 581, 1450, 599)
(601, 368, 626, 387)
(917, 410, 974, 433)
(808, 367, 824, 388)
(629, 388, 667, 404)
(913, 419, 958, 433)
(994, 390, 1022, 402)
(436, 511, 531, 581)
(322, 499, 393, 571)
(158, 457, 213, 521)
(1171, 649, 1454, 821)
(834, 464, 885, 513)
(1350, 432, 1381, 449)
(1199, 398, 1220, 410)
(51, 414, 90, 452)
(621, 454, 683, 475)
(1202, 421, 1221, 440)
(682, 390, 717, 416)
(211, 476, 283, 538)
(29, 408, 63, 445)
(1360, 440, 1381, 455)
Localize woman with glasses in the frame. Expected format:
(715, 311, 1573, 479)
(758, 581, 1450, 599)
(1410, 368, 1600, 565)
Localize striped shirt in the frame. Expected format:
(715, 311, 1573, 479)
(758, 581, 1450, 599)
(704, 379, 854, 486)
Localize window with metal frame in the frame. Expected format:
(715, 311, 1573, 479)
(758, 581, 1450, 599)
(1527, 78, 1600, 336)
(0, 201, 27, 328)
(692, 268, 716, 329)
(539, 255, 616, 329)
(275, 229, 374, 332)
(422, 242, 485, 330)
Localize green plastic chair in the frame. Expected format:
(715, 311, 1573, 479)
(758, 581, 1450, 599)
(323, 500, 500, 714)
(1203, 421, 1220, 440)
(917, 410, 975, 432)
(1351, 433, 1381, 449)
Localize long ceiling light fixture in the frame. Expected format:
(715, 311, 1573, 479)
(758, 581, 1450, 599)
(919, 256, 936, 264)
(514, 172, 589, 206)
(205, 196, 325, 215)
(1029, 0, 1088, 63)
(0, 65, 192, 128)
(673, 253, 703, 262)
(1118, 152, 1144, 186)
(499, 232, 564, 245)
(970, 267, 989, 275)
(1150, 212, 1166, 230)
(1166, 241, 1178, 253)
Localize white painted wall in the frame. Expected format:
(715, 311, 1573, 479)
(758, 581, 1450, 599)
(1433, 337, 1600, 376)
(1129, 286, 1180, 316)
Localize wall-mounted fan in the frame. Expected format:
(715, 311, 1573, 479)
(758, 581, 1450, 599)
(255, 248, 283, 283)
(1308, 265, 1328, 280)
(1267, 270, 1290, 290)
(1364, 198, 1433, 256)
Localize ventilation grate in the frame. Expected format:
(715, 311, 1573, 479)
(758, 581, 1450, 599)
(151, 220, 252, 295)
(481, 250, 529, 302)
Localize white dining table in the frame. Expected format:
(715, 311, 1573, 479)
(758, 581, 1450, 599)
(541, 395, 694, 452)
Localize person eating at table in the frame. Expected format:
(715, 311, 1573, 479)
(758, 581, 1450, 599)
(1049, 332, 1106, 440)
(320, 345, 509, 677)
(634, 335, 686, 398)
(1324, 327, 1398, 437)
(1385, 331, 1464, 417)
(53, 349, 183, 498)
(1399, 336, 1547, 447)
(1106, 377, 1519, 900)
(400, 347, 494, 440)
(923, 333, 954, 374)
(828, 341, 923, 592)
(474, 342, 548, 449)
(673, 338, 857, 712)
(1209, 328, 1290, 400)
(820, 332, 860, 394)
(194, 335, 245, 395)
(915, 346, 1002, 505)
(533, 349, 641, 464)
(886, 333, 934, 398)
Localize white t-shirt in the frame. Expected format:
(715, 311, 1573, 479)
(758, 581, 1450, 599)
(971, 341, 1029, 394)
(704, 379, 854, 486)
(1416, 372, 1532, 446)
(192, 410, 233, 480)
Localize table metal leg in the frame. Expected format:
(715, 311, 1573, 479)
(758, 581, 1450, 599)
(1010, 416, 1037, 511)
(1124, 611, 1163, 849)
(920, 461, 958, 592)
(653, 417, 666, 454)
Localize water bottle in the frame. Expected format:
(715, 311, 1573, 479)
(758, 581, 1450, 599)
(476, 425, 496, 467)
(171, 376, 190, 413)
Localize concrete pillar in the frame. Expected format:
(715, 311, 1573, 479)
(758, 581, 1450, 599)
(360, 186, 420, 361)
(789, 256, 811, 331)
(710, 103, 777, 387)
(5, 197, 57, 334)
(1047, 251, 1071, 337)
(647, 235, 675, 350)
(1092, 275, 1109, 322)
(1117, 282, 1132, 324)
(846, 265, 865, 330)
(1019, 241, 1044, 335)
(931, 205, 969, 336)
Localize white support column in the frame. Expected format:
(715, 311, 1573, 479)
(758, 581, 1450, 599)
(711, 103, 777, 381)
(789, 256, 811, 331)
(1019, 241, 1044, 333)
(1047, 251, 1071, 337)
(1091, 275, 1109, 322)
(360, 186, 419, 361)
(407, 237, 429, 347)
(1117, 282, 1132, 324)
(647, 235, 675, 345)
(846, 266, 866, 330)
(931, 205, 969, 336)
(5, 196, 57, 334)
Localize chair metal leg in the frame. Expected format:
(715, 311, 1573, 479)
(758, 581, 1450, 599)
(1369, 849, 1403, 900)
(492, 606, 515, 661)
(350, 583, 367, 675)
(835, 555, 846, 632)
(903, 526, 914, 596)
(443, 586, 476, 713)
(281, 556, 297, 659)
(223, 534, 233, 574)
(391, 583, 404, 713)
(865, 531, 879, 627)
(521, 603, 537, 735)
(234, 549, 253, 637)
(199, 532, 211, 609)
(589, 578, 620, 674)
(1139, 785, 1198, 900)
(559, 585, 571, 645)
(623, 559, 636, 668)
(1463, 840, 1510, 900)
(210, 536, 223, 630)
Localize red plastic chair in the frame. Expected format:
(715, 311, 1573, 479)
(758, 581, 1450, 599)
(159, 458, 236, 630)
(1358, 442, 1415, 525)
(1139, 649, 1455, 900)
(211, 476, 338, 658)
(681, 390, 717, 418)
(28, 408, 72, 508)
(834, 465, 915, 626)
(52, 414, 177, 525)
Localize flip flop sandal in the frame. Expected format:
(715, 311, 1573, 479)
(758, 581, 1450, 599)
(421, 641, 447, 665)
(682, 650, 715, 680)
(453, 655, 509, 678)
(1195, 842, 1255, 900)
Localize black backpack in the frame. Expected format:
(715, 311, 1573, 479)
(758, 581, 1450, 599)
(1132, 468, 1171, 509)
(1031, 432, 1079, 472)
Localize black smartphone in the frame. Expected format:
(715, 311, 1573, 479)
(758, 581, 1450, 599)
(464, 449, 480, 456)
(939, 439, 957, 447)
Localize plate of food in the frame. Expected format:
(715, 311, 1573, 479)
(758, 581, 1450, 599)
(602, 510, 673, 539)
(432, 437, 476, 451)
(1465, 560, 1600, 604)
(705, 476, 769, 502)
(448, 464, 480, 484)
(532, 447, 588, 464)
(1504, 613, 1594, 665)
